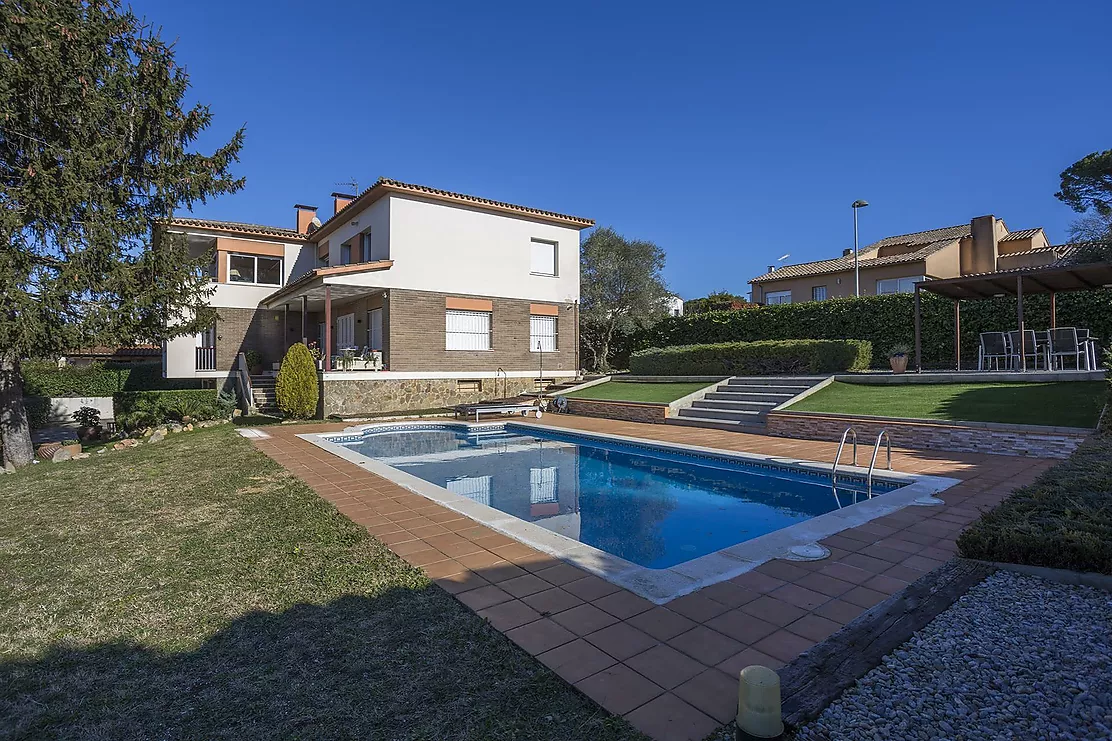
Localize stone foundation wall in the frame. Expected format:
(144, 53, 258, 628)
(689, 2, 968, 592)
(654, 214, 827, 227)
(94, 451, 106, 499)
(321, 377, 539, 417)
(766, 411, 1090, 459)
(564, 398, 670, 424)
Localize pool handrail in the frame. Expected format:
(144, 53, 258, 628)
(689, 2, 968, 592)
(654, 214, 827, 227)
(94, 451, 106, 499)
(831, 426, 858, 492)
(866, 429, 892, 497)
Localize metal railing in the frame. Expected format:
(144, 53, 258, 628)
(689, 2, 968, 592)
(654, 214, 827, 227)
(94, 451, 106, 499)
(195, 346, 216, 371)
(234, 352, 254, 415)
(831, 426, 858, 493)
(866, 429, 892, 497)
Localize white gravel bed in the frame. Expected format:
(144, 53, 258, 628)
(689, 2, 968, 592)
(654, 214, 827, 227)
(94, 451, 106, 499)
(796, 570, 1112, 741)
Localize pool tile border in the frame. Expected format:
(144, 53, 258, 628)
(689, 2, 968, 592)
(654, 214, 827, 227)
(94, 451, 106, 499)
(300, 420, 960, 604)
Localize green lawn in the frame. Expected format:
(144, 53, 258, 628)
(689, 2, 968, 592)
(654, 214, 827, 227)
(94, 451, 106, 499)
(787, 381, 1108, 428)
(0, 426, 646, 741)
(564, 380, 713, 403)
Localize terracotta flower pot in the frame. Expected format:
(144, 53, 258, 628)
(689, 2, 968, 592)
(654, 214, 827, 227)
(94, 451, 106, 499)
(890, 354, 909, 374)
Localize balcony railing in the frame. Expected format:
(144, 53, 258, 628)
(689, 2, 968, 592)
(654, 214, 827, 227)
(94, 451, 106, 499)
(196, 346, 217, 371)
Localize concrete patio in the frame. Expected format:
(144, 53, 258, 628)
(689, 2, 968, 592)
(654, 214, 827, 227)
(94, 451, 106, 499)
(249, 415, 1053, 741)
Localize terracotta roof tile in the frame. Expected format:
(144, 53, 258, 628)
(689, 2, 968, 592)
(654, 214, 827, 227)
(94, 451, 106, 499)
(165, 217, 306, 241)
(999, 228, 1043, 242)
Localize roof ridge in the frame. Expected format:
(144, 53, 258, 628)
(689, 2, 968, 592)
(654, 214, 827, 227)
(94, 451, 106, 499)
(168, 216, 305, 239)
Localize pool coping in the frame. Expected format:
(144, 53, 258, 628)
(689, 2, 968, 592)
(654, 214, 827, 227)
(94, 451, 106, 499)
(299, 421, 961, 604)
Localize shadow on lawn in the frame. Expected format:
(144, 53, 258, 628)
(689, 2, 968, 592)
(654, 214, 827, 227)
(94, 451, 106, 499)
(0, 589, 640, 741)
(933, 384, 1098, 428)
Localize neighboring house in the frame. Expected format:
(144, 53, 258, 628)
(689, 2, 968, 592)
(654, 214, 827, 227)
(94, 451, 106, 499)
(749, 215, 1062, 304)
(159, 178, 592, 415)
(665, 296, 684, 317)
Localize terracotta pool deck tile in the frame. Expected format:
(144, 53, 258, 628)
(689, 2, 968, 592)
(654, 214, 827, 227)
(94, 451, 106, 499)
(667, 592, 731, 623)
(787, 613, 842, 642)
(699, 581, 760, 609)
(893, 529, 939, 546)
(624, 692, 719, 741)
(487, 542, 538, 562)
(729, 570, 787, 594)
(717, 646, 786, 676)
(403, 548, 452, 568)
(840, 552, 895, 574)
(531, 563, 588, 586)
(505, 617, 577, 656)
(476, 599, 543, 632)
(740, 595, 807, 628)
(521, 588, 584, 616)
(563, 574, 622, 601)
(673, 668, 740, 724)
(820, 533, 869, 552)
(455, 584, 513, 611)
(471, 532, 518, 550)
(881, 563, 930, 584)
(389, 539, 439, 558)
(769, 583, 831, 611)
(668, 625, 744, 666)
(585, 622, 660, 661)
(510, 552, 564, 573)
(794, 572, 856, 598)
(592, 590, 655, 620)
(377, 530, 419, 546)
(753, 559, 811, 583)
(453, 550, 505, 570)
(753, 629, 816, 663)
(874, 537, 926, 554)
(432, 570, 490, 594)
(703, 609, 778, 645)
(408, 524, 451, 540)
(841, 585, 889, 609)
(474, 561, 529, 583)
(625, 644, 706, 689)
(432, 539, 488, 559)
(901, 554, 948, 573)
(537, 639, 618, 684)
(864, 574, 911, 595)
(574, 664, 665, 717)
(626, 607, 698, 642)
(422, 559, 469, 579)
(498, 573, 552, 599)
(552, 603, 620, 636)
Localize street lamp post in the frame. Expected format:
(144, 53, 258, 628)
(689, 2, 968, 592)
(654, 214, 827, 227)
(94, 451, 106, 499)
(851, 200, 869, 297)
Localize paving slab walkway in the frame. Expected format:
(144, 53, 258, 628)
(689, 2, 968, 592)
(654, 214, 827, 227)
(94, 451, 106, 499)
(250, 415, 1054, 741)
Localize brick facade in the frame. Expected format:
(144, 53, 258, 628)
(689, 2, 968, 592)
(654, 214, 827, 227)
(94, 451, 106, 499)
(563, 398, 670, 424)
(214, 307, 306, 371)
(766, 411, 1089, 459)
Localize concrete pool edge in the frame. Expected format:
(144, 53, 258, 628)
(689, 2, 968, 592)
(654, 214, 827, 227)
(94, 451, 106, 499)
(300, 421, 961, 604)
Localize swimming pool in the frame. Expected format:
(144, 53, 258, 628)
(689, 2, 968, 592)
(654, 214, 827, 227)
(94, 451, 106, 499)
(307, 422, 958, 602)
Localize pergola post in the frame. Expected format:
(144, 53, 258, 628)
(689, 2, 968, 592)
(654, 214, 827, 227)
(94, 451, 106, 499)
(954, 299, 961, 371)
(1050, 292, 1057, 328)
(324, 284, 332, 373)
(283, 304, 289, 351)
(301, 294, 308, 345)
(913, 285, 922, 373)
(1017, 275, 1026, 372)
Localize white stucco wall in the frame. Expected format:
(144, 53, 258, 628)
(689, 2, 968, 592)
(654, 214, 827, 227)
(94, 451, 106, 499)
(324, 194, 582, 303)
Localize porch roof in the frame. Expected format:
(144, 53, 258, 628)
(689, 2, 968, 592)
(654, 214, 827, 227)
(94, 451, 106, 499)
(918, 259, 1112, 299)
(262, 260, 393, 309)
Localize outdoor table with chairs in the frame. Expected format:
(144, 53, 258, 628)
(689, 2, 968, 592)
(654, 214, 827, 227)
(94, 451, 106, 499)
(978, 327, 1100, 371)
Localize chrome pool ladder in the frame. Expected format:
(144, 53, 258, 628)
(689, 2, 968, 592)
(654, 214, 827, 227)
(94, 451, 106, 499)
(832, 426, 892, 498)
(831, 426, 858, 493)
(866, 429, 892, 497)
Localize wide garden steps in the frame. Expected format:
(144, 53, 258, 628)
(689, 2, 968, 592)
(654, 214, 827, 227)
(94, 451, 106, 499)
(664, 375, 828, 434)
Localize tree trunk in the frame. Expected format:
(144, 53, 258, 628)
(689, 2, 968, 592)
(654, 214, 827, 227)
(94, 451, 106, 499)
(0, 354, 34, 468)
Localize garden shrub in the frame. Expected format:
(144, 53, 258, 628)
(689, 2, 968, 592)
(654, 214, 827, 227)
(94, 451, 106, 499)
(630, 290, 1112, 370)
(22, 360, 200, 396)
(629, 339, 872, 376)
(276, 343, 319, 418)
(113, 390, 220, 430)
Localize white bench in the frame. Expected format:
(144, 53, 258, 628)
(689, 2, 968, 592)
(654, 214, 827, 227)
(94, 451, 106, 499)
(457, 403, 541, 422)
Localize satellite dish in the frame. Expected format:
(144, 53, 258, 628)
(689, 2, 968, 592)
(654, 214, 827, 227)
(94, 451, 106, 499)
(307, 216, 322, 233)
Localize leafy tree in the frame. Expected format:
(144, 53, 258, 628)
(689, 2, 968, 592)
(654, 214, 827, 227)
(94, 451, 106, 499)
(276, 343, 319, 418)
(579, 227, 670, 372)
(685, 290, 757, 314)
(1056, 149, 1112, 215)
(0, 1, 244, 466)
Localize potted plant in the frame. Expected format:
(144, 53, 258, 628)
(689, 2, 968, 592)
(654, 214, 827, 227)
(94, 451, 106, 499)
(72, 406, 102, 440)
(60, 438, 83, 457)
(244, 350, 264, 375)
(339, 347, 356, 371)
(889, 344, 911, 374)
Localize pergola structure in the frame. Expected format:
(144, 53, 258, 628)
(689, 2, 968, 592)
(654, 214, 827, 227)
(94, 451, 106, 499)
(913, 260, 1112, 372)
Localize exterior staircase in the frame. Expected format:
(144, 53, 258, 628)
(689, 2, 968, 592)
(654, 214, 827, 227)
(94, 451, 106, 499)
(666, 376, 828, 433)
(249, 375, 279, 414)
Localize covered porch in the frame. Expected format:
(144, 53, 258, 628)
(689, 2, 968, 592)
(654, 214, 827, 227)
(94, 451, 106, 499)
(263, 262, 393, 372)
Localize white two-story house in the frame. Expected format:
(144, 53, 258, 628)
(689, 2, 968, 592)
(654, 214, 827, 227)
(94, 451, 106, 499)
(160, 178, 592, 415)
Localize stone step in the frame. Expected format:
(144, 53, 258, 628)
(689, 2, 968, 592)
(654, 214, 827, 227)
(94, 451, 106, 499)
(665, 416, 766, 433)
(725, 376, 827, 386)
(704, 391, 796, 403)
(678, 406, 763, 422)
(692, 399, 778, 413)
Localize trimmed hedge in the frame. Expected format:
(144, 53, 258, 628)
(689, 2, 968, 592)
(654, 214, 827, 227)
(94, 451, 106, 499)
(629, 339, 872, 376)
(22, 360, 201, 396)
(113, 390, 225, 430)
(625, 290, 1112, 370)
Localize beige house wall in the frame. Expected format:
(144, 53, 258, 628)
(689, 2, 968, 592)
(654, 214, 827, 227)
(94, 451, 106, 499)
(751, 260, 930, 303)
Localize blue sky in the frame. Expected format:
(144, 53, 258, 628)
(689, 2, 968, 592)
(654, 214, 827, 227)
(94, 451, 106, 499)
(134, 0, 1111, 299)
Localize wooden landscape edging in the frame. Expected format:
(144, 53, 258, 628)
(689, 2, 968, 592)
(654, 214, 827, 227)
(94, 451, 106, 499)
(777, 558, 995, 728)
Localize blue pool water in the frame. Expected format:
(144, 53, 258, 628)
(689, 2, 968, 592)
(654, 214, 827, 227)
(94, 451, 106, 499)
(341, 424, 899, 569)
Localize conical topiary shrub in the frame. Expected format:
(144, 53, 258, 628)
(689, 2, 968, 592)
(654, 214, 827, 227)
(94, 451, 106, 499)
(275, 343, 319, 418)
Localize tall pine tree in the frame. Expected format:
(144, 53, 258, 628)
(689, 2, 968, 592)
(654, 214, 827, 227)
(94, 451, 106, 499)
(0, 1, 244, 466)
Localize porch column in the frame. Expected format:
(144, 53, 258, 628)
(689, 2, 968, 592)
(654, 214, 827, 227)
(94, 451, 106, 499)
(954, 299, 961, 371)
(1017, 276, 1026, 372)
(324, 285, 332, 373)
(283, 304, 289, 351)
(301, 295, 308, 345)
(1050, 292, 1057, 328)
(913, 285, 922, 373)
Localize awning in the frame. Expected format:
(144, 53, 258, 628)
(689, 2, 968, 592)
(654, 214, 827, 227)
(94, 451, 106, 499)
(262, 260, 393, 310)
(919, 261, 1112, 300)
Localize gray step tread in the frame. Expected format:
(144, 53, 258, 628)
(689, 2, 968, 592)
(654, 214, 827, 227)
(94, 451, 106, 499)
(665, 416, 766, 432)
(679, 407, 764, 421)
(693, 399, 778, 410)
(718, 384, 810, 392)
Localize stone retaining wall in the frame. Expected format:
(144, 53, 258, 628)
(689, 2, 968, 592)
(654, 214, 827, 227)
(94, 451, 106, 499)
(564, 398, 670, 424)
(766, 411, 1090, 459)
(321, 377, 538, 417)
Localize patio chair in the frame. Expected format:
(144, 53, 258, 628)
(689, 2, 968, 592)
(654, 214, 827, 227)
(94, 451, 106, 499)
(1006, 329, 1045, 370)
(1048, 327, 1089, 370)
(977, 332, 1009, 370)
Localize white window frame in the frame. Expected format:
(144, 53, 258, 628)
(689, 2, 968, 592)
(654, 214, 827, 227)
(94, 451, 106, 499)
(529, 467, 558, 504)
(336, 313, 356, 350)
(811, 285, 827, 301)
(530, 315, 558, 352)
(530, 239, 558, 277)
(765, 290, 792, 305)
(446, 309, 492, 351)
(227, 253, 283, 286)
(447, 476, 491, 506)
(876, 275, 926, 295)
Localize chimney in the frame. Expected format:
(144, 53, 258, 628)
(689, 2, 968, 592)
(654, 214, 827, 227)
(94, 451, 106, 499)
(968, 215, 999, 274)
(767, 265, 776, 273)
(331, 192, 356, 216)
(295, 204, 318, 235)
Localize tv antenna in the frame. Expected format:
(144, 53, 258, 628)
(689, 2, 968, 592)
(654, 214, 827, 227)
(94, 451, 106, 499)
(335, 177, 359, 194)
